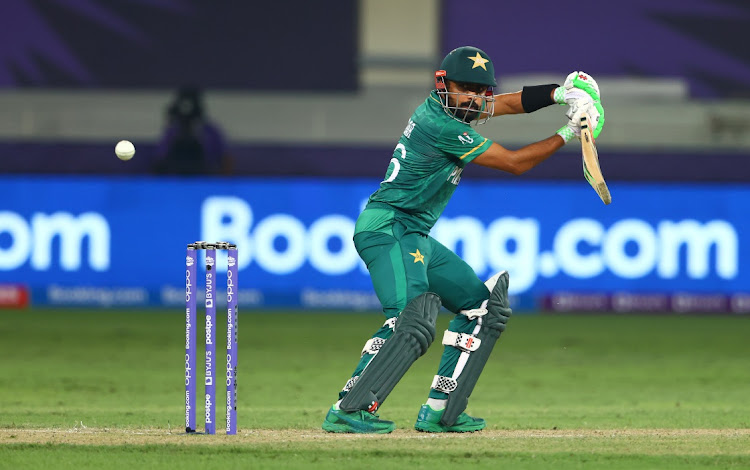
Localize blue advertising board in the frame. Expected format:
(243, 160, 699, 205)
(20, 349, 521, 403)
(0, 177, 747, 310)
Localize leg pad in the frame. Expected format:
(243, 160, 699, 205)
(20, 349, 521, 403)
(339, 293, 441, 412)
(440, 271, 512, 426)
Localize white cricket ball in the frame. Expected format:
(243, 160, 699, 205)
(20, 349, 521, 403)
(115, 140, 135, 161)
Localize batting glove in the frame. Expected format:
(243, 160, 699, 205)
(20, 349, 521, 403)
(556, 110, 582, 144)
(554, 71, 604, 138)
(557, 98, 604, 143)
(555, 71, 601, 102)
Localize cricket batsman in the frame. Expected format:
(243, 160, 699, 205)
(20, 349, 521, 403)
(322, 46, 604, 433)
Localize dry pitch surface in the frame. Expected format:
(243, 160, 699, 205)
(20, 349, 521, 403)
(2, 427, 749, 456)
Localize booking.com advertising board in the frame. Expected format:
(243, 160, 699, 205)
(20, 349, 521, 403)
(0, 177, 747, 312)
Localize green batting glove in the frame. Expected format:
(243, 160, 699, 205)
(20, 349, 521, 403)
(554, 71, 604, 138)
(591, 100, 605, 139)
(554, 71, 601, 103)
(569, 71, 601, 102)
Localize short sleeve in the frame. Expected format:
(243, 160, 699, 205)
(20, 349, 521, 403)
(436, 121, 492, 164)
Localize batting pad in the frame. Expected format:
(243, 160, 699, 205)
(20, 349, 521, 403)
(441, 271, 512, 426)
(339, 292, 441, 413)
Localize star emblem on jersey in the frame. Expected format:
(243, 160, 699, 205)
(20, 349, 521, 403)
(410, 249, 425, 264)
(468, 52, 489, 70)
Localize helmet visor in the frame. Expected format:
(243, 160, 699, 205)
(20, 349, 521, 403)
(435, 74, 494, 124)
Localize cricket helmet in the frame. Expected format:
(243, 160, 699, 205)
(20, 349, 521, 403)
(435, 46, 496, 124)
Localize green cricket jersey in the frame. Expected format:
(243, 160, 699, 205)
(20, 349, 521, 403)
(355, 91, 493, 235)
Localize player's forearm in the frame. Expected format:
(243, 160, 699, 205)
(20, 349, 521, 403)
(492, 92, 524, 116)
(474, 136, 564, 175)
(505, 135, 565, 174)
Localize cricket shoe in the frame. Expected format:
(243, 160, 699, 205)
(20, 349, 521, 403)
(414, 404, 486, 433)
(321, 406, 396, 434)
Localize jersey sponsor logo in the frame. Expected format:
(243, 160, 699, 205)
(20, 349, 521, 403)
(458, 132, 474, 145)
(403, 119, 416, 138)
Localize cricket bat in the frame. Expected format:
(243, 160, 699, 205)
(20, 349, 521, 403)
(580, 112, 611, 205)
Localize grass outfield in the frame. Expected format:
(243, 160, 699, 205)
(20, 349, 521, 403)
(0, 309, 748, 469)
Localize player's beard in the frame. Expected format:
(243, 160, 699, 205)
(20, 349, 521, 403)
(454, 99, 481, 123)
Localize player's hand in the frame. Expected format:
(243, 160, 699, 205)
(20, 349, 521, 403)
(556, 96, 605, 143)
(554, 71, 604, 138)
(566, 71, 601, 101)
(555, 71, 601, 102)
(556, 108, 583, 143)
(559, 88, 605, 138)
(572, 97, 604, 139)
(568, 97, 604, 139)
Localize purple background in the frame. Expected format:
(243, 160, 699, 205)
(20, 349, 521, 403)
(3, 1, 749, 96)
(442, 0, 750, 98)
(0, 0, 358, 90)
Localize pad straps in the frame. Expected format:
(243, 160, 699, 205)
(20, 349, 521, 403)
(442, 330, 481, 352)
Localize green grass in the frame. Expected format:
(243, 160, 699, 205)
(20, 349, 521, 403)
(0, 309, 748, 468)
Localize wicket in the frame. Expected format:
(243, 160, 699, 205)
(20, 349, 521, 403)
(185, 241, 238, 435)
